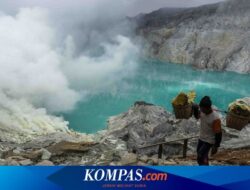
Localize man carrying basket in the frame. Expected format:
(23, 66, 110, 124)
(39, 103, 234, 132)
(193, 96, 222, 166)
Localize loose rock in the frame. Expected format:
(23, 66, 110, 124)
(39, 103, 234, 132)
(36, 160, 54, 166)
(120, 153, 137, 165)
(19, 159, 33, 166)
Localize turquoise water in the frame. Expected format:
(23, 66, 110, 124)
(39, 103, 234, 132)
(61, 60, 250, 133)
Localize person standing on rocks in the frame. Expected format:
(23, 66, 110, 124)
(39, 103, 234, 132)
(193, 96, 222, 165)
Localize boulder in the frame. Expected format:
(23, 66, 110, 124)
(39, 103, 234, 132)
(36, 160, 54, 166)
(2, 149, 42, 161)
(39, 148, 52, 160)
(0, 159, 7, 165)
(139, 155, 149, 163)
(19, 159, 33, 166)
(120, 153, 137, 165)
(107, 102, 199, 156)
(47, 141, 97, 155)
(6, 158, 19, 166)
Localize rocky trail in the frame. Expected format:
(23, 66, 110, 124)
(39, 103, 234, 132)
(1, 142, 250, 166)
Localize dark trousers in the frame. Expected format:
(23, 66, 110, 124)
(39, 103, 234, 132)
(197, 139, 212, 166)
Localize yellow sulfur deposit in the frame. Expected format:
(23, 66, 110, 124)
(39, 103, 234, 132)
(187, 91, 196, 104)
(228, 99, 250, 117)
(172, 91, 196, 106)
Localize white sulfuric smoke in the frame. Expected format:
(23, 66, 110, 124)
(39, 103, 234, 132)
(0, 8, 80, 113)
(0, 92, 70, 143)
(0, 6, 138, 142)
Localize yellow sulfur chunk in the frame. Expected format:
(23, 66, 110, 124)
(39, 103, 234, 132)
(228, 99, 250, 117)
(172, 91, 196, 106)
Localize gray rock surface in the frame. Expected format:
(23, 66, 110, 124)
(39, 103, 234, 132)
(107, 101, 199, 156)
(134, 0, 250, 73)
(0, 100, 250, 165)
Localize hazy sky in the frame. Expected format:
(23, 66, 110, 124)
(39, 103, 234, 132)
(0, 0, 226, 16)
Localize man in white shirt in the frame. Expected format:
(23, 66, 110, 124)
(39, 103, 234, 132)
(193, 96, 222, 165)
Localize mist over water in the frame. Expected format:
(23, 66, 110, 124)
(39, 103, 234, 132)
(0, 5, 139, 137)
(62, 60, 250, 133)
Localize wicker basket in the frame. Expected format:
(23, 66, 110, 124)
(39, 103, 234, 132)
(226, 112, 250, 131)
(172, 104, 192, 119)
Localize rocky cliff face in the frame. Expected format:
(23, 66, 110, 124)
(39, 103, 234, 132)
(134, 0, 250, 73)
